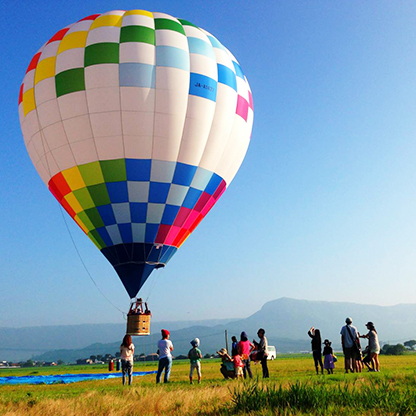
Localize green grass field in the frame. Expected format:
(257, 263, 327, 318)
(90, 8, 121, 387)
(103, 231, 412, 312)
(1, 354, 415, 415)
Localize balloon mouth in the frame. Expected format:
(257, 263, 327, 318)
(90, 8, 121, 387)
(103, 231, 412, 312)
(101, 243, 177, 298)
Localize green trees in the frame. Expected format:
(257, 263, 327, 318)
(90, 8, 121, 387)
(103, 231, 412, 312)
(403, 340, 416, 350)
(381, 344, 406, 355)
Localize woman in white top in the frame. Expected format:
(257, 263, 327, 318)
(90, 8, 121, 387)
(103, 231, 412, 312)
(359, 322, 380, 372)
(156, 329, 174, 383)
(120, 334, 135, 385)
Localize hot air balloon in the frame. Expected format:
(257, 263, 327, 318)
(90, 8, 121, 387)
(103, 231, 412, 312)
(18, 10, 253, 333)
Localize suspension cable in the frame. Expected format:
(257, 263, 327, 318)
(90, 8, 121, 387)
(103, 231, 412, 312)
(58, 204, 126, 316)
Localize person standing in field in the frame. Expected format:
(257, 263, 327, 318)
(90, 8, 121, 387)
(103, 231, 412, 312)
(232, 351, 244, 379)
(308, 327, 323, 375)
(238, 331, 254, 379)
(340, 317, 359, 373)
(156, 329, 173, 383)
(359, 322, 380, 372)
(354, 337, 363, 373)
(231, 336, 239, 357)
(120, 334, 135, 385)
(253, 328, 269, 378)
(322, 339, 335, 374)
(188, 338, 202, 384)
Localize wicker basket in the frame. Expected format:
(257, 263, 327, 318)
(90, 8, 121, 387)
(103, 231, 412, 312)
(126, 314, 151, 336)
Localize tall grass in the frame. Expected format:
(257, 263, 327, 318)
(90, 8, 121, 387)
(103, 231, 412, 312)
(1, 355, 415, 415)
(230, 378, 416, 415)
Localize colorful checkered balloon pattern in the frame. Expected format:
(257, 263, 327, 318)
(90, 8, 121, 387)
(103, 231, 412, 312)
(18, 10, 253, 298)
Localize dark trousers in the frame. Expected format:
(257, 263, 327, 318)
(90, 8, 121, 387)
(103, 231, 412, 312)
(242, 359, 253, 379)
(313, 350, 323, 373)
(261, 356, 269, 378)
(121, 359, 133, 385)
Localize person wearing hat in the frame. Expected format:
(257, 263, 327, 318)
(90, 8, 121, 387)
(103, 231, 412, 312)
(340, 317, 359, 373)
(217, 348, 234, 379)
(322, 339, 335, 374)
(188, 338, 202, 384)
(359, 322, 380, 372)
(156, 329, 174, 383)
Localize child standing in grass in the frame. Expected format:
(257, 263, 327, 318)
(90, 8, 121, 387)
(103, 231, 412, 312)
(188, 338, 202, 384)
(233, 352, 245, 379)
(323, 339, 335, 374)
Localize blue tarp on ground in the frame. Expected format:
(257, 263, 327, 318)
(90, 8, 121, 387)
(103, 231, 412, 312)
(0, 371, 157, 385)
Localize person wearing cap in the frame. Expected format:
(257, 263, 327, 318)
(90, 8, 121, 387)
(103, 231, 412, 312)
(340, 317, 359, 373)
(359, 322, 380, 372)
(156, 329, 174, 383)
(188, 338, 202, 384)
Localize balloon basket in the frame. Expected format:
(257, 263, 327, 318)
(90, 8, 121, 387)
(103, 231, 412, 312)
(126, 314, 151, 336)
(126, 298, 151, 336)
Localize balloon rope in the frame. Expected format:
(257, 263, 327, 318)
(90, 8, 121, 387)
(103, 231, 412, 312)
(36, 111, 125, 318)
(145, 267, 161, 302)
(58, 205, 126, 316)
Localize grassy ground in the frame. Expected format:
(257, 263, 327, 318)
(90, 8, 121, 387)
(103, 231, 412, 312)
(0, 354, 415, 415)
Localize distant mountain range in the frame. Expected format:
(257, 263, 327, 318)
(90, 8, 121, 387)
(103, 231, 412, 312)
(0, 319, 236, 361)
(1, 298, 415, 362)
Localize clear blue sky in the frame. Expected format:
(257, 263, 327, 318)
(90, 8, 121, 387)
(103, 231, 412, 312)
(2, 0, 416, 327)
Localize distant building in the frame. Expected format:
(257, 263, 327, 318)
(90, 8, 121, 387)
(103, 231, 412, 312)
(136, 353, 158, 362)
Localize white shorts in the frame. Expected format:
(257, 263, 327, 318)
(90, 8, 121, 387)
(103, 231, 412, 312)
(189, 361, 201, 377)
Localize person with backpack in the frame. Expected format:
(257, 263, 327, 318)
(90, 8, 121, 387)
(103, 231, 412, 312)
(188, 338, 202, 384)
(340, 317, 359, 373)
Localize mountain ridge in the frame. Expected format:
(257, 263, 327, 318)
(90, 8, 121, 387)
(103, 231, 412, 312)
(2, 298, 415, 361)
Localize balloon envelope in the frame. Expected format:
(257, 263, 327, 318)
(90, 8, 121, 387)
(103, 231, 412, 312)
(18, 10, 253, 298)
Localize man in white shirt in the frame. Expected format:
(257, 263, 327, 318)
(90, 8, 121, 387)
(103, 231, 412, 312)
(156, 329, 174, 383)
(340, 317, 359, 373)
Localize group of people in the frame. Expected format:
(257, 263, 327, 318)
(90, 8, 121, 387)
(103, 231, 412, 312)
(218, 328, 269, 379)
(118, 327, 270, 385)
(119, 329, 175, 385)
(119, 318, 381, 386)
(308, 317, 381, 375)
(341, 317, 380, 373)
